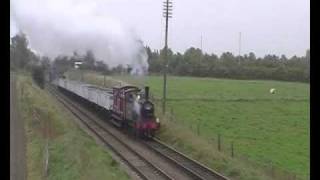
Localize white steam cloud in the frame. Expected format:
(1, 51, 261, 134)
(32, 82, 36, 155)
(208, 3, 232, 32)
(10, 0, 148, 75)
(133, 97, 141, 117)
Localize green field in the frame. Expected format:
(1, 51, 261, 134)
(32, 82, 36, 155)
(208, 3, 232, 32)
(79, 72, 309, 179)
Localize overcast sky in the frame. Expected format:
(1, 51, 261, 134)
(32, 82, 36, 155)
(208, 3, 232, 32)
(10, 0, 310, 58)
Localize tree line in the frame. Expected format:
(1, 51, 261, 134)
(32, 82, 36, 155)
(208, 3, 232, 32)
(10, 32, 46, 88)
(10, 32, 310, 84)
(146, 47, 310, 82)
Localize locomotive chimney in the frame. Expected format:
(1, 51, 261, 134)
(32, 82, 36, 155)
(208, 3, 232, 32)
(145, 86, 149, 100)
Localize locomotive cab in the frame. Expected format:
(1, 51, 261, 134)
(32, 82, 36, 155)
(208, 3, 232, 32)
(112, 85, 159, 138)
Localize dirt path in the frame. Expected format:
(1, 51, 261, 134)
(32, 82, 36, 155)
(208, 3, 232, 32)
(10, 73, 26, 180)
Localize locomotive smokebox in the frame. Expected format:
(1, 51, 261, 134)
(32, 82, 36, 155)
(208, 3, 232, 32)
(145, 86, 149, 100)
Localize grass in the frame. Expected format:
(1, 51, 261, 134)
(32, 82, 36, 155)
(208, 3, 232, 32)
(16, 74, 129, 180)
(67, 71, 310, 180)
(166, 100, 309, 172)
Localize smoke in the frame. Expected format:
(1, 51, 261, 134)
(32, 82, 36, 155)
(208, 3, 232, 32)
(133, 96, 141, 117)
(130, 46, 149, 76)
(10, 0, 148, 75)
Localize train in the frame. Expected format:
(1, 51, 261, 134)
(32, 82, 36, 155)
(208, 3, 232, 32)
(53, 78, 160, 138)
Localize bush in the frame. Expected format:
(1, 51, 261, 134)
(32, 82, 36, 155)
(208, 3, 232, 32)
(32, 66, 45, 89)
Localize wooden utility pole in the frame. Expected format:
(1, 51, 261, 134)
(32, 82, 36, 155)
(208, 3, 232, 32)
(238, 32, 241, 65)
(200, 35, 203, 52)
(162, 0, 172, 114)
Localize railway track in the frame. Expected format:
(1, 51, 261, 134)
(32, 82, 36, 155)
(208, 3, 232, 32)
(48, 85, 229, 180)
(144, 139, 229, 180)
(48, 86, 172, 180)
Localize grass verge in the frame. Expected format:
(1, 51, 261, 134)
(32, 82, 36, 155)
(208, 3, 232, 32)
(16, 74, 129, 180)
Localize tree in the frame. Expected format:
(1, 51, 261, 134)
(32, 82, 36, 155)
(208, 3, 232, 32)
(32, 65, 45, 89)
(306, 49, 310, 60)
(218, 52, 236, 77)
(11, 32, 31, 68)
(184, 47, 203, 60)
(280, 54, 287, 61)
(95, 61, 110, 74)
(159, 47, 174, 63)
(159, 47, 174, 73)
(183, 47, 203, 76)
(145, 46, 153, 64)
(248, 52, 256, 61)
(220, 52, 236, 64)
(147, 48, 162, 73)
(111, 64, 125, 74)
(27, 50, 41, 69)
(52, 55, 71, 75)
(84, 50, 96, 69)
(10, 44, 14, 69)
(305, 49, 310, 81)
(41, 56, 51, 71)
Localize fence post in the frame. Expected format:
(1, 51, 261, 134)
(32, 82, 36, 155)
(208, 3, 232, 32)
(292, 174, 296, 180)
(231, 141, 234, 158)
(21, 84, 24, 98)
(197, 120, 200, 135)
(218, 134, 221, 152)
(44, 140, 49, 178)
(43, 112, 50, 179)
(271, 163, 275, 178)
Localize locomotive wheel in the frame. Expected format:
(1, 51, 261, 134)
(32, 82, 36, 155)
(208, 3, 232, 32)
(150, 130, 155, 138)
(146, 129, 154, 139)
(145, 129, 150, 139)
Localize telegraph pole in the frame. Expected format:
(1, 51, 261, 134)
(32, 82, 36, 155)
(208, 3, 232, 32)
(200, 35, 203, 52)
(200, 35, 203, 61)
(238, 32, 241, 65)
(162, 0, 172, 114)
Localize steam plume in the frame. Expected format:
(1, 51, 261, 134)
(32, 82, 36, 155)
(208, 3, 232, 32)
(10, 0, 148, 75)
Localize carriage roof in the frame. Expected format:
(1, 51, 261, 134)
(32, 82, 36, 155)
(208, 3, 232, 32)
(113, 85, 141, 94)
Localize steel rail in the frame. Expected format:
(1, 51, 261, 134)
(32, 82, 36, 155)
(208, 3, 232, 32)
(48, 86, 173, 180)
(144, 138, 230, 180)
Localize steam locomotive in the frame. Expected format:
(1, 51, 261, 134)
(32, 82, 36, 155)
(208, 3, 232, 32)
(54, 78, 160, 138)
